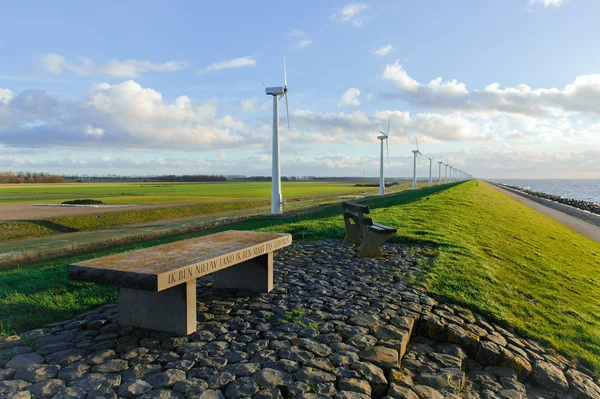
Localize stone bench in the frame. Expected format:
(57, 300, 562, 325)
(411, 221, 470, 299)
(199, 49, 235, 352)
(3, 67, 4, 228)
(342, 201, 397, 257)
(68, 230, 292, 335)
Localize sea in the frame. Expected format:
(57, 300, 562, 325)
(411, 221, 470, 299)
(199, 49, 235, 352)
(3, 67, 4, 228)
(492, 179, 600, 204)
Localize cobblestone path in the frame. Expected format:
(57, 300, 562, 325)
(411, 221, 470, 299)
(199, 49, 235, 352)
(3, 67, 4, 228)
(1, 241, 599, 398)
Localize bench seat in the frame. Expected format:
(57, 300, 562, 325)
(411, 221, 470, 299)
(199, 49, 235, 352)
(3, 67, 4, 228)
(342, 201, 396, 257)
(68, 230, 292, 335)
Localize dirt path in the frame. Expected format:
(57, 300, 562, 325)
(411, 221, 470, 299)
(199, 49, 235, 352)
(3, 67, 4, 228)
(0, 202, 201, 221)
(492, 184, 600, 243)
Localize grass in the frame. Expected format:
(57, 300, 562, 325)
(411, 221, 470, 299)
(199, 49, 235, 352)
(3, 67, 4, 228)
(0, 201, 269, 242)
(0, 181, 383, 205)
(1, 180, 599, 372)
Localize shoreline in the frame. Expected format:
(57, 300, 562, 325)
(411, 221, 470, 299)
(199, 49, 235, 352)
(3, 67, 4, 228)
(491, 181, 600, 215)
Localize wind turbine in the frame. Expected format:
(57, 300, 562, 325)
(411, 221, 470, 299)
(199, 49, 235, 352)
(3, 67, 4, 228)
(438, 155, 443, 185)
(265, 47, 290, 215)
(428, 156, 434, 187)
(377, 121, 390, 196)
(444, 162, 449, 184)
(411, 136, 422, 190)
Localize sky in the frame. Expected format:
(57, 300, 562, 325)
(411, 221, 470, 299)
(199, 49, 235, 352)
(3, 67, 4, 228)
(1, 0, 599, 179)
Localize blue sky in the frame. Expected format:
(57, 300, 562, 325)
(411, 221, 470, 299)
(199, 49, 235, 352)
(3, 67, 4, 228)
(1, 0, 599, 178)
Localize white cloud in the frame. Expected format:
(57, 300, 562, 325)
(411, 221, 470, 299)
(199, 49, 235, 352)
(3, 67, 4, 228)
(198, 56, 256, 73)
(0, 81, 263, 150)
(338, 88, 361, 107)
(40, 53, 189, 77)
(529, 0, 565, 7)
(0, 89, 12, 105)
(288, 29, 313, 50)
(374, 45, 394, 56)
(292, 40, 313, 49)
(331, 3, 369, 27)
(241, 98, 258, 112)
(382, 62, 600, 117)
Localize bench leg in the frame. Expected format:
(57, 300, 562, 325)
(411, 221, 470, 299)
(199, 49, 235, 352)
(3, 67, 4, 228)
(118, 280, 196, 336)
(343, 224, 362, 245)
(212, 252, 273, 293)
(360, 232, 395, 258)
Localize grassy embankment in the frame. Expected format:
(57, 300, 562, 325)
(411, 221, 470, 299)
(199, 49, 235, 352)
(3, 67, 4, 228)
(1, 181, 599, 371)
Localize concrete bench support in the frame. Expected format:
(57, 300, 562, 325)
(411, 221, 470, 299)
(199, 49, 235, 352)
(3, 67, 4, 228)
(213, 253, 273, 293)
(119, 280, 196, 336)
(68, 230, 292, 335)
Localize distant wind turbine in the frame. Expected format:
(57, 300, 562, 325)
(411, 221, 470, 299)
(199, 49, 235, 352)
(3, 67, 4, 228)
(428, 156, 434, 187)
(377, 121, 390, 196)
(438, 155, 443, 185)
(411, 136, 422, 190)
(265, 46, 290, 215)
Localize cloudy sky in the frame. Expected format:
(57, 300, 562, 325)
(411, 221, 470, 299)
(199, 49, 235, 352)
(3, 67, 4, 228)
(1, 0, 599, 178)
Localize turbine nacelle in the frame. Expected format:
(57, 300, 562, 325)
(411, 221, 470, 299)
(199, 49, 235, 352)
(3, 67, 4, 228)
(377, 135, 387, 140)
(266, 87, 285, 96)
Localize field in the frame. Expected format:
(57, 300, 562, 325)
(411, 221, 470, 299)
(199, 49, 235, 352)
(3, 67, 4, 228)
(2, 180, 599, 372)
(0, 181, 390, 205)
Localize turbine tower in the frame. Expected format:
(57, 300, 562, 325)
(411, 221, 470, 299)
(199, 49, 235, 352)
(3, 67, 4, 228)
(428, 156, 434, 187)
(411, 137, 422, 190)
(438, 155, 443, 185)
(444, 162, 449, 183)
(377, 121, 390, 196)
(265, 48, 290, 215)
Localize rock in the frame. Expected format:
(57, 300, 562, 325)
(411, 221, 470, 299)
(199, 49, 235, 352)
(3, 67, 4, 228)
(358, 346, 399, 369)
(294, 367, 336, 384)
(145, 369, 187, 389)
(5, 353, 45, 369)
(446, 324, 480, 358)
(70, 373, 114, 391)
(254, 386, 284, 399)
(189, 389, 225, 399)
(476, 341, 501, 366)
(419, 315, 445, 341)
(207, 372, 236, 390)
(13, 364, 60, 382)
(530, 361, 569, 393)
(0, 392, 31, 399)
(86, 387, 117, 399)
(570, 378, 600, 399)
(0, 379, 31, 395)
(387, 384, 419, 399)
(352, 361, 387, 395)
(412, 385, 444, 399)
(335, 391, 371, 399)
(222, 362, 261, 377)
(347, 314, 384, 328)
(52, 386, 87, 399)
(253, 368, 294, 387)
(58, 362, 90, 383)
(224, 376, 259, 398)
(173, 378, 208, 396)
(117, 379, 153, 398)
(291, 338, 332, 357)
(45, 349, 90, 367)
(338, 378, 371, 395)
(27, 378, 65, 397)
(416, 370, 465, 393)
(139, 389, 185, 399)
(314, 382, 337, 396)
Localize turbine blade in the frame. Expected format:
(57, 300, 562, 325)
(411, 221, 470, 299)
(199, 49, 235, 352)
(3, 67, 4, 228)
(416, 136, 419, 151)
(386, 137, 389, 159)
(283, 43, 287, 88)
(285, 92, 290, 131)
(386, 120, 390, 136)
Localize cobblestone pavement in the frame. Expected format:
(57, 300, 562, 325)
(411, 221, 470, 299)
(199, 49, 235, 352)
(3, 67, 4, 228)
(1, 241, 599, 399)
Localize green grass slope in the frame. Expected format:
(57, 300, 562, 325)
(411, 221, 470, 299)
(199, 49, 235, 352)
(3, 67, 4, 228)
(1, 181, 598, 371)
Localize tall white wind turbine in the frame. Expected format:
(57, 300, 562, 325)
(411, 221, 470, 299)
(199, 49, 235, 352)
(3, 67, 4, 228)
(265, 47, 290, 215)
(428, 156, 434, 187)
(438, 155, 443, 185)
(444, 162, 449, 184)
(377, 121, 390, 196)
(411, 137, 422, 190)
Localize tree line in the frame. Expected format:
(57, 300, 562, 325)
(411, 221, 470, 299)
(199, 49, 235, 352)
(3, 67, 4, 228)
(0, 171, 65, 183)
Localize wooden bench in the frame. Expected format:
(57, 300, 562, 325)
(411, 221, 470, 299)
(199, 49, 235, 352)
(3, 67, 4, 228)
(342, 201, 397, 257)
(68, 230, 292, 335)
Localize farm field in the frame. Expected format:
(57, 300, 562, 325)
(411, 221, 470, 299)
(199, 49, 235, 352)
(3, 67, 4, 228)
(0, 181, 395, 205)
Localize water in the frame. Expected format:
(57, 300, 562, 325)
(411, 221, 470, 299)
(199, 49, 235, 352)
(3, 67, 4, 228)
(492, 179, 600, 204)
